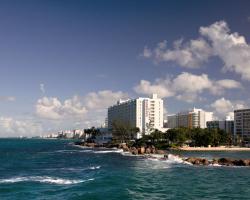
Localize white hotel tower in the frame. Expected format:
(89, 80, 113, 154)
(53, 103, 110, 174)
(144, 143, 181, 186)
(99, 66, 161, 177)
(108, 94, 164, 138)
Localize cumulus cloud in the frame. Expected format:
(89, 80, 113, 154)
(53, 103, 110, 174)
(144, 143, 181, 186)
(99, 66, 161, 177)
(36, 90, 127, 122)
(83, 90, 128, 110)
(134, 72, 242, 102)
(149, 38, 212, 68)
(211, 97, 247, 119)
(143, 20, 250, 80)
(210, 79, 242, 95)
(134, 79, 174, 98)
(36, 96, 87, 120)
(0, 96, 16, 102)
(0, 117, 42, 137)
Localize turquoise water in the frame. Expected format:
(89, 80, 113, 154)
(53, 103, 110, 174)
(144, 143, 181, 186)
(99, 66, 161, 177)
(0, 139, 250, 200)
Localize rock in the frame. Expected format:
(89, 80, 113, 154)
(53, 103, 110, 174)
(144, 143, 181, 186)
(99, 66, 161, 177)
(210, 159, 219, 165)
(145, 147, 151, 154)
(156, 150, 166, 154)
(185, 157, 209, 165)
(119, 143, 130, 152)
(151, 146, 156, 154)
(138, 147, 145, 154)
(85, 143, 96, 147)
(243, 159, 250, 166)
(123, 146, 130, 152)
(201, 158, 209, 165)
(130, 147, 138, 155)
(233, 159, 248, 166)
(218, 158, 233, 166)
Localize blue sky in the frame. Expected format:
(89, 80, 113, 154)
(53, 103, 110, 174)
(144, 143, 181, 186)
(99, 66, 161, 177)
(0, 0, 250, 136)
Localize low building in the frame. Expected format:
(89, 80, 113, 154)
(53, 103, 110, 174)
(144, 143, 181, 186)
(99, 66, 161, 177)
(206, 120, 234, 135)
(167, 108, 213, 129)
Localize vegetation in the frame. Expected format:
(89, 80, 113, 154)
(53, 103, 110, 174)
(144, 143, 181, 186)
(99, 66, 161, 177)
(84, 127, 101, 142)
(166, 127, 233, 147)
(111, 120, 140, 143)
(109, 120, 233, 148)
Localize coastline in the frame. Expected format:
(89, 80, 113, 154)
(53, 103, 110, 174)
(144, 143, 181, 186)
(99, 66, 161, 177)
(177, 146, 250, 151)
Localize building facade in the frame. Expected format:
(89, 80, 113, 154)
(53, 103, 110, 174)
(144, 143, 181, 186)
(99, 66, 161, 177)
(206, 120, 234, 135)
(234, 109, 250, 143)
(108, 94, 164, 138)
(167, 108, 213, 129)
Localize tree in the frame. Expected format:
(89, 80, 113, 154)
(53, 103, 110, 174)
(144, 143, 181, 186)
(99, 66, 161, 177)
(84, 127, 101, 141)
(111, 120, 139, 142)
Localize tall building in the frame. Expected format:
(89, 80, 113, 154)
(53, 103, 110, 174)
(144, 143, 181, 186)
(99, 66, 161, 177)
(167, 108, 213, 129)
(234, 109, 250, 143)
(206, 120, 234, 135)
(108, 94, 164, 138)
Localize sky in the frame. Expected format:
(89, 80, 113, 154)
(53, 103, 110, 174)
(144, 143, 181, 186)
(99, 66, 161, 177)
(0, 0, 250, 137)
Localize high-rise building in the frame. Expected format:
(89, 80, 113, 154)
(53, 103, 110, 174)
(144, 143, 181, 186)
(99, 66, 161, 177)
(108, 94, 164, 138)
(234, 109, 250, 143)
(206, 119, 234, 135)
(167, 108, 213, 129)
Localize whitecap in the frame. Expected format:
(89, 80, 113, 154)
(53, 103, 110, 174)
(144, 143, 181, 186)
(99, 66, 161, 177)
(0, 176, 94, 185)
(89, 166, 101, 170)
(93, 149, 123, 154)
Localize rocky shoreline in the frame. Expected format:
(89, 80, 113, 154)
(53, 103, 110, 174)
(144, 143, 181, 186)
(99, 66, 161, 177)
(74, 141, 250, 167)
(185, 157, 250, 166)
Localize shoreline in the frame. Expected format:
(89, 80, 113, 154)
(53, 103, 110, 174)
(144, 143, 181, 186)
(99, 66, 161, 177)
(177, 146, 250, 151)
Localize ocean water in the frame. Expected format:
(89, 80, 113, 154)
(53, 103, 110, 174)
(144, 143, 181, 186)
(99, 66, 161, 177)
(0, 139, 250, 200)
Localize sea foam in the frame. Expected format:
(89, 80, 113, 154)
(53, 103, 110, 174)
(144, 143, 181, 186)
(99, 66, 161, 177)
(0, 176, 94, 185)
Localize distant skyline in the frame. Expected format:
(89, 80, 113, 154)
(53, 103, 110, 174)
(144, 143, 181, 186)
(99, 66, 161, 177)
(0, 0, 250, 137)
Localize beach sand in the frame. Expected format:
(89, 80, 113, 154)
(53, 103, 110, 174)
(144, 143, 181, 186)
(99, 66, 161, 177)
(178, 146, 250, 151)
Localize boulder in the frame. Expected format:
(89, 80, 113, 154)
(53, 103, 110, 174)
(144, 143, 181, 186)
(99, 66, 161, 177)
(130, 147, 138, 155)
(123, 146, 130, 152)
(233, 159, 248, 166)
(185, 157, 209, 165)
(145, 147, 152, 154)
(138, 147, 145, 154)
(151, 146, 156, 154)
(243, 159, 250, 166)
(218, 158, 233, 166)
(201, 158, 209, 165)
(210, 159, 219, 165)
(85, 143, 96, 147)
(156, 150, 166, 154)
(164, 154, 169, 159)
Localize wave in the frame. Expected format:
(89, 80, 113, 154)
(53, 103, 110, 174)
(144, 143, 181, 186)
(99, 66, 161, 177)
(0, 176, 94, 185)
(44, 165, 101, 172)
(145, 154, 193, 168)
(93, 149, 123, 154)
(89, 166, 101, 170)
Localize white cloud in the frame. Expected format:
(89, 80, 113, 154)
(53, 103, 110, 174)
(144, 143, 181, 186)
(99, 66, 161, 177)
(40, 83, 45, 94)
(210, 79, 242, 95)
(0, 117, 42, 137)
(134, 79, 173, 98)
(84, 90, 128, 110)
(36, 90, 127, 127)
(143, 20, 250, 80)
(134, 72, 242, 102)
(200, 21, 250, 80)
(141, 46, 152, 58)
(0, 96, 16, 102)
(36, 96, 87, 120)
(143, 38, 212, 68)
(211, 98, 233, 115)
(211, 97, 247, 119)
